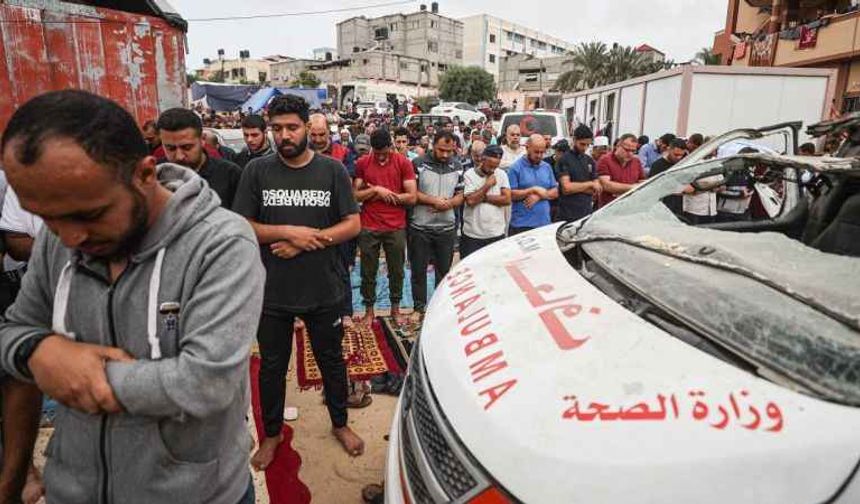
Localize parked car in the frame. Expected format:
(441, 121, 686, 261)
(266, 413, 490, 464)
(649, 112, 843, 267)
(404, 114, 452, 130)
(499, 110, 570, 148)
(385, 122, 860, 503)
(430, 102, 488, 123)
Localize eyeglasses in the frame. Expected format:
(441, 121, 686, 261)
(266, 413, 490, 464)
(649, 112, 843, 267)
(620, 146, 637, 153)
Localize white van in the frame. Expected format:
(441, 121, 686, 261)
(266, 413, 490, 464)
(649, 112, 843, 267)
(385, 123, 860, 503)
(499, 111, 569, 148)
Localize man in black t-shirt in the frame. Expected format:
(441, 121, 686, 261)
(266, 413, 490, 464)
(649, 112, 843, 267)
(232, 95, 364, 467)
(157, 108, 243, 208)
(649, 138, 688, 178)
(555, 125, 602, 222)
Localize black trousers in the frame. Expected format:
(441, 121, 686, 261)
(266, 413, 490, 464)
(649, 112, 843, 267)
(257, 306, 348, 437)
(459, 234, 504, 259)
(409, 227, 456, 311)
(338, 238, 358, 317)
(508, 226, 534, 236)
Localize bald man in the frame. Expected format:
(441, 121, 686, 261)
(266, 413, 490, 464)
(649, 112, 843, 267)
(309, 113, 349, 164)
(507, 134, 559, 235)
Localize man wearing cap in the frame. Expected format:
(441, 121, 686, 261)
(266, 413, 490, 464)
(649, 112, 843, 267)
(460, 145, 511, 257)
(591, 136, 610, 162)
(555, 125, 602, 222)
(353, 130, 417, 326)
(508, 135, 559, 235)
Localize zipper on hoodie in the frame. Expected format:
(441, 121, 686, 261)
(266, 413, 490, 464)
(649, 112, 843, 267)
(100, 267, 127, 504)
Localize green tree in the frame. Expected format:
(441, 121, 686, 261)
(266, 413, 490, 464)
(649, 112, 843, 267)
(571, 42, 609, 89)
(438, 66, 495, 104)
(695, 47, 721, 65)
(289, 70, 321, 88)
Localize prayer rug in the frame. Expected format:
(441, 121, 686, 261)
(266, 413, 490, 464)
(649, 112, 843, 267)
(249, 356, 311, 504)
(295, 321, 399, 389)
(377, 315, 422, 373)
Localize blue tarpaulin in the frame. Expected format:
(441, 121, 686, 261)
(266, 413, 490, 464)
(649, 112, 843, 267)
(239, 87, 327, 113)
(191, 82, 260, 111)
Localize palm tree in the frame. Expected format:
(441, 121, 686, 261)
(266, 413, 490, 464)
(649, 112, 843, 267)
(571, 41, 608, 89)
(553, 68, 583, 92)
(603, 45, 650, 85)
(695, 47, 721, 65)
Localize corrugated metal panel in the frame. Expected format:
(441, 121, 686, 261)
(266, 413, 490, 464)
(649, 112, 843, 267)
(0, 0, 186, 132)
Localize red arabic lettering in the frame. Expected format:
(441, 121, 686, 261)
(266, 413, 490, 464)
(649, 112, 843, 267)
(505, 258, 601, 351)
(562, 391, 785, 434)
(539, 304, 591, 350)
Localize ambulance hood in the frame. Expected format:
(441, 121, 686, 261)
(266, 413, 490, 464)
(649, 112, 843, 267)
(419, 224, 860, 503)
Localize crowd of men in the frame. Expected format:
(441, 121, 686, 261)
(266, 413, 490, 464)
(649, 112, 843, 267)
(0, 86, 819, 503)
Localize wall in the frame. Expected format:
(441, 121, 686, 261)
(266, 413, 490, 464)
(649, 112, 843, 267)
(641, 75, 682, 140)
(736, 0, 768, 34)
(0, 0, 186, 131)
(772, 12, 860, 67)
(617, 83, 645, 136)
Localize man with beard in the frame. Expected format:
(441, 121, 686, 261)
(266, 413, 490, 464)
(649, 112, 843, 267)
(0, 90, 264, 504)
(234, 114, 274, 169)
(233, 95, 364, 465)
(555, 125, 602, 222)
(141, 120, 161, 154)
(460, 145, 510, 257)
(157, 108, 242, 209)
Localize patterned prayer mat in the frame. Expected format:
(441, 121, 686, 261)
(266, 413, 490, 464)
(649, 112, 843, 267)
(377, 315, 422, 374)
(295, 321, 400, 389)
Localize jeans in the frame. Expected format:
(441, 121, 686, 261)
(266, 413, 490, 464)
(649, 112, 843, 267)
(256, 306, 348, 437)
(237, 477, 255, 504)
(338, 238, 358, 317)
(459, 234, 504, 259)
(409, 227, 456, 312)
(358, 229, 407, 308)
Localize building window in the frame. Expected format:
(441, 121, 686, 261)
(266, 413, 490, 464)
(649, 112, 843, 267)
(489, 34, 496, 43)
(439, 64, 447, 71)
(374, 27, 389, 40)
(353, 46, 360, 53)
(427, 41, 438, 53)
(363, 59, 369, 64)
(489, 54, 496, 63)
(390, 23, 397, 31)
(455, 49, 462, 59)
(400, 62, 408, 70)
(505, 30, 513, 41)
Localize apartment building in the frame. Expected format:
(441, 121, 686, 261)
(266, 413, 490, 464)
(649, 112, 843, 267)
(196, 54, 292, 84)
(713, 0, 860, 114)
(461, 14, 576, 81)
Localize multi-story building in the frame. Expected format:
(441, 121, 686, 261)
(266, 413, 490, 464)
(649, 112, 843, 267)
(497, 53, 577, 92)
(271, 51, 437, 88)
(196, 54, 292, 84)
(461, 14, 576, 82)
(336, 2, 463, 76)
(313, 47, 338, 62)
(635, 44, 666, 63)
(713, 0, 860, 114)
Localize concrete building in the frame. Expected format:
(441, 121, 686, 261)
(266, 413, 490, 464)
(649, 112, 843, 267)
(498, 53, 577, 92)
(713, 0, 860, 114)
(196, 54, 292, 84)
(271, 51, 439, 88)
(635, 44, 666, 63)
(313, 47, 338, 61)
(336, 2, 463, 74)
(461, 14, 576, 81)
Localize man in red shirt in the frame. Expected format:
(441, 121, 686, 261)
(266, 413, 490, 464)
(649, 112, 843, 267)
(309, 113, 348, 163)
(354, 130, 417, 326)
(597, 133, 646, 207)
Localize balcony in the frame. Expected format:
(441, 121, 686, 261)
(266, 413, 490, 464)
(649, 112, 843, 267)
(773, 9, 860, 66)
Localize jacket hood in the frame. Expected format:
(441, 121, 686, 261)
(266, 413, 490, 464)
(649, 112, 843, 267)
(132, 163, 221, 262)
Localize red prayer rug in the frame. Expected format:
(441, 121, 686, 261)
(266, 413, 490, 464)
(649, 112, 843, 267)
(250, 356, 312, 504)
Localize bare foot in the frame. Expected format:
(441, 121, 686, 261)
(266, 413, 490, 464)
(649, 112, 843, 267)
(22, 464, 44, 504)
(251, 433, 284, 471)
(333, 426, 365, 457)
(342, 315, 355, 329)
(360, 309, 375, 327)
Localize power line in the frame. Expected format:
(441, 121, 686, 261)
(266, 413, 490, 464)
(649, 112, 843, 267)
(187, 0, 416, 22)
(0, 0, 416, 24)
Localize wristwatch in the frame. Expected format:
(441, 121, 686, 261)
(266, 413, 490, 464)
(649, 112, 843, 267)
(14, 332, 53, 379)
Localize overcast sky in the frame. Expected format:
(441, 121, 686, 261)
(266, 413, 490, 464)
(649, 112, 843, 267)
(170, 0, 728, 71)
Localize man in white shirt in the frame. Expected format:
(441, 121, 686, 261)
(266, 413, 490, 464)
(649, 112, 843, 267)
(461, 145, 512, 258)
(500, 124, 526, 171)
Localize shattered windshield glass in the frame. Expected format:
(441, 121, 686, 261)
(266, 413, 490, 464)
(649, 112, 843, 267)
(559, 155, 860, 405)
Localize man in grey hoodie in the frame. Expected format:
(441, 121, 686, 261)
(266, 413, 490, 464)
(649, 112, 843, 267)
(0, 90, 265, 504)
